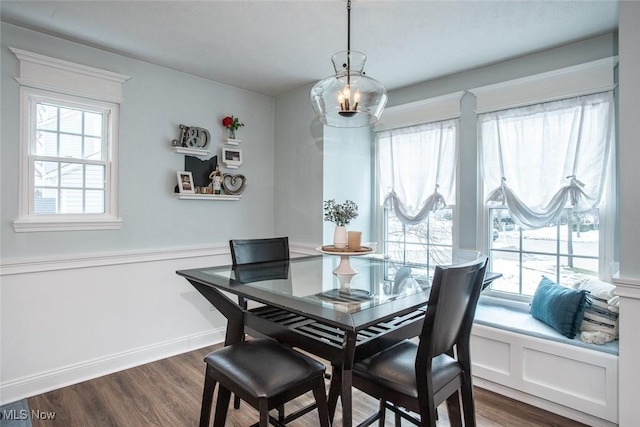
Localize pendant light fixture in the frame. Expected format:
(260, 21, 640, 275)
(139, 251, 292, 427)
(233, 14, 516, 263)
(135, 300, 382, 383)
(310, 0, 387, 128)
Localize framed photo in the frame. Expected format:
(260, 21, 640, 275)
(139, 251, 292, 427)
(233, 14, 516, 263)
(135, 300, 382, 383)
(222, 147, 243, 169)
(177, 171, 195, 193)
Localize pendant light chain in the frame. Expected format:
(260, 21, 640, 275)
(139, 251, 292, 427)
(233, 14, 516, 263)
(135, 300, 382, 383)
(346, 0, 351, 88)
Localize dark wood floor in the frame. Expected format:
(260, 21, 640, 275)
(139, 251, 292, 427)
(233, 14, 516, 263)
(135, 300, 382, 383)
(28, 343, 587, 427)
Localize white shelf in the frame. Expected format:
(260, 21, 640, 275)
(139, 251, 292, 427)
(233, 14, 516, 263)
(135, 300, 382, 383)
(225, 138, 242, 145)
(171, 146, 209, 156)
(174, 193, 242, 201)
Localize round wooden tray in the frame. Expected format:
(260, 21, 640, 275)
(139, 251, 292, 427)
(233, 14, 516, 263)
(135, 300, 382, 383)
(319, 245, 373, 254)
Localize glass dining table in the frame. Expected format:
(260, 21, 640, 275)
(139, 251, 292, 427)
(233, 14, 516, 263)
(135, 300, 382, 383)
(177, 254, 500, 427)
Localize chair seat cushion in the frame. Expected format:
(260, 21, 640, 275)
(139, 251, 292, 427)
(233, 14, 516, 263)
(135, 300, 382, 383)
(353, 340, 462, 398)
(204, 339, 325, 399)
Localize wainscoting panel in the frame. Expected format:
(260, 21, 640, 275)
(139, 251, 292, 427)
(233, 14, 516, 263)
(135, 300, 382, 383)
(471, 324, 618, 426)
(0, 244, 314, 405)
(0, 245, 232, 404)
(469, 334, 511, 376)
(522, 346, 609, 404)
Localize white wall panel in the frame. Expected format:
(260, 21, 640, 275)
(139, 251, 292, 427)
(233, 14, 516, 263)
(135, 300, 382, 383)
(472, 324, 618, 425)
(470, 334, 511, 376)
(0, 249, 230, 404)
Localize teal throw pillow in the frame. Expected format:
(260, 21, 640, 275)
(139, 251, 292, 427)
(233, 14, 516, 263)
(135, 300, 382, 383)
(530, 276, 588, 339)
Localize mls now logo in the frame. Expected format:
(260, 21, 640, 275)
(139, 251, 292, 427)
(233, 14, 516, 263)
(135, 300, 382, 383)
(0, 408, 56, 421)
(0, 408, 29, 420)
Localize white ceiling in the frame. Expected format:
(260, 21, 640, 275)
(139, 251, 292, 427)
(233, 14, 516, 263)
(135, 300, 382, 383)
(0, 1, 619, 97)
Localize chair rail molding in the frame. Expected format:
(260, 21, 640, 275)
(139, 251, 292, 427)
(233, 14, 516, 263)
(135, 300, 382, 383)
(0, 243, 230, 276)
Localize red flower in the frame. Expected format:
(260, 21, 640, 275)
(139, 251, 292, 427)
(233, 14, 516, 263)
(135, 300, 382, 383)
(221, 115, 244, 132)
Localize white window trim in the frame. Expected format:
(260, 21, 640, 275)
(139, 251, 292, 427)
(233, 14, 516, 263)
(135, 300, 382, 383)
(10, 48, 130, 232)
(374, 91, 465, 132)
(468, 57, 617, 114)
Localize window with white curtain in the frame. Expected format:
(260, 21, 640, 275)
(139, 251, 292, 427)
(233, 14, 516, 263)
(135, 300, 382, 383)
(480, 91, 615, 296)
(376, 119, 458, 272)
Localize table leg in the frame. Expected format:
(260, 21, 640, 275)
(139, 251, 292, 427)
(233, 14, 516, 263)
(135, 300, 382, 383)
(342, 369, 353, 427)
(328, 364, 342, 424)
(341, 331, 357, 427)
(188, 280, 244, 345)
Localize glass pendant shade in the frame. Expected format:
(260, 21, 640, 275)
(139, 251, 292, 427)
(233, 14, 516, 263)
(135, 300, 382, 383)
(311, 51, 388, 128)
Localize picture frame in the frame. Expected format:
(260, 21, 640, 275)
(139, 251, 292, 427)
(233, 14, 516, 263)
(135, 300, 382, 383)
(222, 147, 243, 169)
(177, 171, 195, 193)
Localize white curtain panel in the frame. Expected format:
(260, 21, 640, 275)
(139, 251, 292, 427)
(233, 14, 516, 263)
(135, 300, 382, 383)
(377, 119, 458, 225)
(480, 91, 614, 229)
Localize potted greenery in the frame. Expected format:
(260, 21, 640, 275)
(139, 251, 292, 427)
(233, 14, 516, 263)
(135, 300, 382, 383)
(324, 199, 358, 248)
(222, 115, 244, 140)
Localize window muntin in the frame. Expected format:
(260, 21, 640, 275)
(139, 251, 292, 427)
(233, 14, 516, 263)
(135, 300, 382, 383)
(384, 206, 453, 272)
(33, 100, 109, 215)
(487, 207, 600, 297)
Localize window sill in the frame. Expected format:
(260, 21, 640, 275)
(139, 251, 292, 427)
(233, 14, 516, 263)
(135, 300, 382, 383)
(13, 217, 123, 232)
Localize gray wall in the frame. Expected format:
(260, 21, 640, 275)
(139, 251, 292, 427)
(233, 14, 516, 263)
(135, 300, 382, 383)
(273, 85, 324, 245)
(1, 23, 277, 260)
(273, 87, 374, 249)
(618, 3, 640, 279)
(322, 125, 374, 246)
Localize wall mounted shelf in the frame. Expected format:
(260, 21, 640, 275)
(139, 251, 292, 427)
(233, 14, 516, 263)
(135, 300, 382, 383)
(173, 193, 242, 201)
(172, 146, 209, 156)
(225, 138, 242, 146)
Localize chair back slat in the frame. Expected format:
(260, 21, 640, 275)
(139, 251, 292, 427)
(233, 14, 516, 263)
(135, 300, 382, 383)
(229, 237, 290, 265)
(418, 257, 488, 358)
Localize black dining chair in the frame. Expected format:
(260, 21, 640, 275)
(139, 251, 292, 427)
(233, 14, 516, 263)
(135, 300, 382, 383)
(230, 237, 290, 308)
(350, 257, 488, 427)
(199, 338, 331, 427)
(230, 237, 290, 265)
(228, 237, 291, 414)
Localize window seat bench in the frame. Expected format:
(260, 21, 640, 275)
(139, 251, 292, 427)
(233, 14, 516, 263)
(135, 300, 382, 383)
(474, 297, 619, 355)
(471, 297, 618, 426)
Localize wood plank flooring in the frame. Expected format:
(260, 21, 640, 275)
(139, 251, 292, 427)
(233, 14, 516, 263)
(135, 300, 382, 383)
(28, 343, 588, 427)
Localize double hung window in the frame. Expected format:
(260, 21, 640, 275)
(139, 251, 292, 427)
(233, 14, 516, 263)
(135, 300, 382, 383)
(480, 92, 616, 296)
(31, 93, 112, 216)
(11, 48, 129, 232)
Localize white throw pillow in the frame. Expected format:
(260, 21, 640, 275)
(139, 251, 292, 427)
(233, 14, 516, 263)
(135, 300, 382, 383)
(576, 278, 618, 342)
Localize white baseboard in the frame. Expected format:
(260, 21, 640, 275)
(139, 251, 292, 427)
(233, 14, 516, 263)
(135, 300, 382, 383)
(0, 329, 225, 405)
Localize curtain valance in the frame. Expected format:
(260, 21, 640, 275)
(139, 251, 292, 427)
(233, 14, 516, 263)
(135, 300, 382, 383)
(377, 120, 458, 225)
(480, 91, 614, 229)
